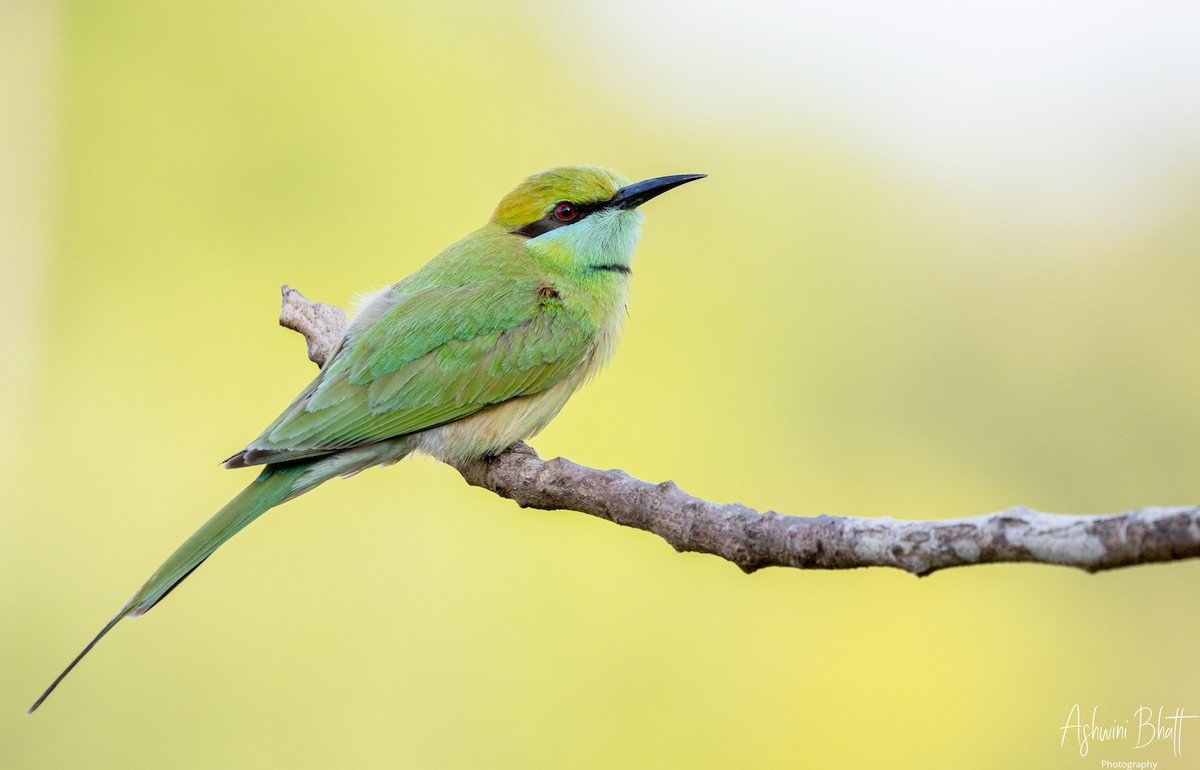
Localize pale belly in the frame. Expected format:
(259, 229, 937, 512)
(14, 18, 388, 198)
(411, 375, 579, 462)
(412, 320, 622, 463)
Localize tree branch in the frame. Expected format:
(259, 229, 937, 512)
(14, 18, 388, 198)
(278, 286, 1200, 576)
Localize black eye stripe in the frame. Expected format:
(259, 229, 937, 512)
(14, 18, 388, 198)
(511, 199, 609, 238)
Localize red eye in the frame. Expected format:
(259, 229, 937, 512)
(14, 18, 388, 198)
(553, 202, 578, 222)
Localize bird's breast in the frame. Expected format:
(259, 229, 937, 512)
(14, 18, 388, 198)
(413, 311, 624, 464)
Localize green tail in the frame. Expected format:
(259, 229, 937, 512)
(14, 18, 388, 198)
(28, 463, 308, 713)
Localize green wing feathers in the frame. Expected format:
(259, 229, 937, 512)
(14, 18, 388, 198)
(231, 282, 594, 466)
(32, 274, 596, 712)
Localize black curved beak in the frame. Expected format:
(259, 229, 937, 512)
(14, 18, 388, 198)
(610, 173, 706, 210)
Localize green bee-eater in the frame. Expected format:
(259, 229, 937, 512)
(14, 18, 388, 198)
(30, 166, 704, 712)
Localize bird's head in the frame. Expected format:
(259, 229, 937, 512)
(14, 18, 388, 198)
(493, 166, 704, 274)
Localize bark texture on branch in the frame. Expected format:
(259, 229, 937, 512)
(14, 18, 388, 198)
(279, 286, 1200, 576)
(279, 285, 346, 366)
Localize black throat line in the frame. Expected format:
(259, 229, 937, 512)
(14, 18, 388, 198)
(590, 263, 631, 274)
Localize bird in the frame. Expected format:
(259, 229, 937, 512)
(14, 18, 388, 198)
(29, 165, 704, 712)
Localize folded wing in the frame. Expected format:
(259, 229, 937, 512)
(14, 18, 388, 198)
(227, 281, 593, 467)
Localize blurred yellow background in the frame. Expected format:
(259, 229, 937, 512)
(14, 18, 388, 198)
(4, 1, 1200, 767)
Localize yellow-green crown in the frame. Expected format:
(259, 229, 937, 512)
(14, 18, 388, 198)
(492, 166, 630, 229)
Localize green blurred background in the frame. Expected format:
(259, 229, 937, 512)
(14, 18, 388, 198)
(4, 1, 1199, 767)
